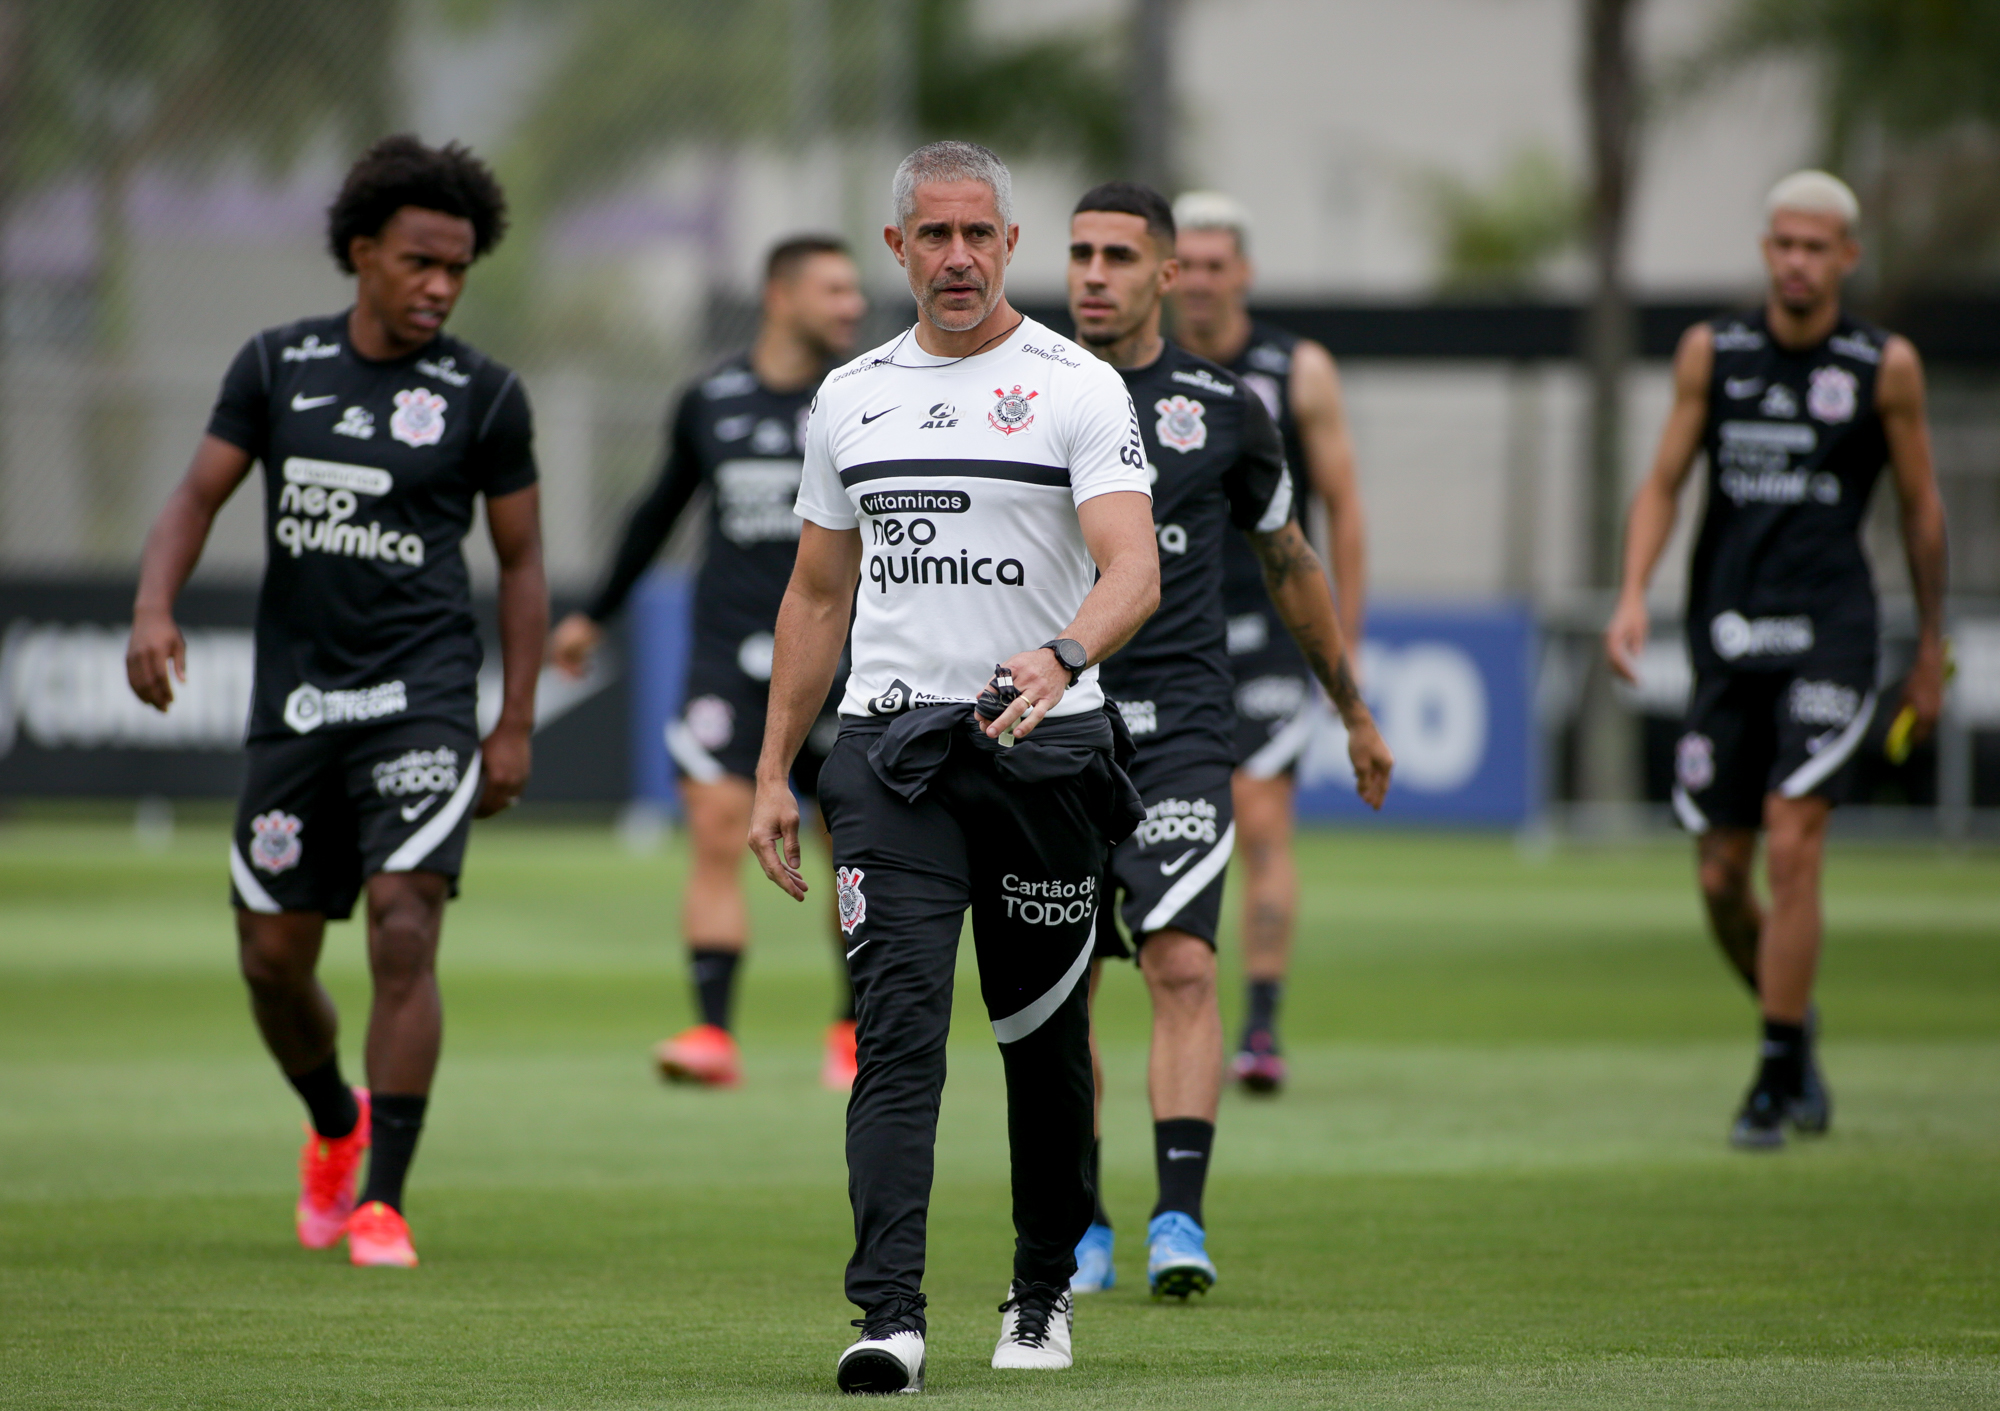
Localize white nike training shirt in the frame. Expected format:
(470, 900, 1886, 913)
(796, 315, 1150, 720)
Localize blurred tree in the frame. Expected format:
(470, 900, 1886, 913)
(1684, 0, 2000, 304)
(1578, 0, 1642, 804)
(458, 0, 1124, 210)
(439, 0, 1125, 359)
(0, 0, 398, 347)
(1424, 146, 1585, 294)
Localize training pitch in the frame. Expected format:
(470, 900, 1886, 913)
(1, 816, 1994, 1409)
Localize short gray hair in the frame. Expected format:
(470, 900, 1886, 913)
(892, 140, 1014, 230)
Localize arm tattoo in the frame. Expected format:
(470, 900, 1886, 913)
(1253, 524, 1362, 714)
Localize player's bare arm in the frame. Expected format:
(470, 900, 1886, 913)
(750, 522, 861, 900)
(479, 484, 547, 816)
(1288, 339, 1367, 650)
(1248, 518, 1392, 809)
(127, 435, 257, 711)
(1606, 322, 1715, 681)
(1878, 335, 1949, 740)
(983, 489, 1160, 743)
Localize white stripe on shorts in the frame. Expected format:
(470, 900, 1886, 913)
(1777, 691, 1876, 800)
(1241, 705, 1316, 780)
(229, 843, 283, 914)
(381, 749, 483, 873)
(1140, 821, 1237, 934)
(665, 719, 727, 784)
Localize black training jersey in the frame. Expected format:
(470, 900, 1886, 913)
(585, 355, 814, 656)
(1219, 322, 1308, 618)
(1098, 341, 1293, 758)
(1687, 309, 1891, 676)
(207, 313, 536, 741)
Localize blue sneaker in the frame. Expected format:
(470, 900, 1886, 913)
(1146, 1212, 1217, 1300)
(1070, 1222, 1115, 1293)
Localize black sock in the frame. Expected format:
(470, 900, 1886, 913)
(1151, 1118, 1215, 1227)
(357, 1093, 427, 1213)
(286, 1055, 359, 1140)
(1243, 980, 1282, 1047)
(1756, 1019, 1807, 1098)
(1090, 1136, 1111, 1229)
(689, 948, 741, 1031)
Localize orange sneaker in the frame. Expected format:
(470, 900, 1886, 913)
(654, 1023, 741, 1087)
(822, 1020, 858, 1092)
(295, 1088, 370, 1250)
(346, 1200, 419, 1267)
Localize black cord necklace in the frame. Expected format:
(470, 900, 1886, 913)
(869, 313, 1025, 370)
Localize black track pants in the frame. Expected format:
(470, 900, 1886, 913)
(819, 725, 1110, 1314)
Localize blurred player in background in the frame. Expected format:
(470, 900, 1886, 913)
(1170, 192, 1370, 1093)
(126, 136, 544, 1267)
(1067, 183, 1391, 1299)
(1605, 171, 1948, 1149)
(550, 238, 866, 1091)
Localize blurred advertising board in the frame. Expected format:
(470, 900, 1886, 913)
(0, 579, 625, 800)
(632, 575, 1539, 826)
(1288, 605, 1538, 826)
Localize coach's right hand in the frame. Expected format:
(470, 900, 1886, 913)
(1604, 591, 1649, 685)
(749, 776, 808, 902)
(548, 612, 602, 680)
(127, 609, 187, 713)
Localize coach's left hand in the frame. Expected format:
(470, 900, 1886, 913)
(1900, 636, 1947, 744)
(985, 647, 1070, 742)
(476, 721, 532, 817)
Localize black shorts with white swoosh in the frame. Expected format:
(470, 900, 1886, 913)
(229, 718, 483, 919)
(1095, 750, 1236, 958)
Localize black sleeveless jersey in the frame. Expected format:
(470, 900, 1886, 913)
(1687, 310, 1890, 676)
(1097, 340, 1294, 763)
(585, 355, 815, 657)
(1219, 322, 1309, 619)
(206, 313, 537, 740)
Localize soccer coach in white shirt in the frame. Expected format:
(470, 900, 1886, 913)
(750, 141, 1160, 1392)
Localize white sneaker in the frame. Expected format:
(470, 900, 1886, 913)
(991, 1279, 1073, 1370)
(836, 1328, 925, 1395)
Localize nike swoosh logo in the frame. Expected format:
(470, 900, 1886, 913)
(1165, 1148, 1204, 1160)
(1159, 848, 1198, 876)
(860, 406, 898, 424)
(400, 796, 437, 822)
(291, 392, 339, 411)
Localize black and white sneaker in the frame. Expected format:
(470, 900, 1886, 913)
(837, 1297, 926, 1395)
(1789, 1008, 1832, 1136)
(1729, 1086, 1787, 1151)
(992, 1279, 1073, 1370)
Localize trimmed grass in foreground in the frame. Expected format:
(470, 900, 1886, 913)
(0, 822, 1995, 1408)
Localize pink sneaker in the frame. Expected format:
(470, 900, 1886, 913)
(1230, 1033, 1287, 1095)
(295, 1088, 370, 1249)
(346, 1200, 419, 1267)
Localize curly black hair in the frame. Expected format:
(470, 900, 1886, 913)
(326, 134, 509, 274)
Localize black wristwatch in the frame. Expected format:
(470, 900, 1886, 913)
(1042, 638, 1088, 686)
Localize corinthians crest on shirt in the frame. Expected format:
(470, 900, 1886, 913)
(1154, 394, 1208, 453)
(988, 385, 1038, 435)
(391, 387, 448, 447)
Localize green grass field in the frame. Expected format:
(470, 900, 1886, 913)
(1, 818, 1996, 1409)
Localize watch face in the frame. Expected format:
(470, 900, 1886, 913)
(1050, 639, 1086, 674)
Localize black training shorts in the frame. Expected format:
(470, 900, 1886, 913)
(230, 718, 483, 919)
(666, 636, 839, 794)
(1672, 664, 1878, 833)
(1096, 752, 1236, 959)
(1228, 606, 1318, 778)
